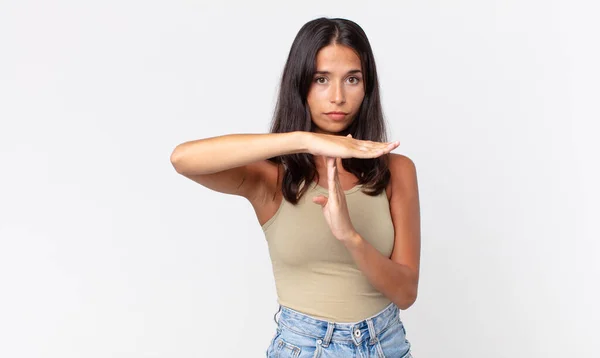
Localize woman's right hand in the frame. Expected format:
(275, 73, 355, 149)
(304, 132, 400, 158)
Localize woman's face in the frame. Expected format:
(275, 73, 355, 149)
(307, 44, 365, 135)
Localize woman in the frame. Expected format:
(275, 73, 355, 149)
(170, 17, 420, 358)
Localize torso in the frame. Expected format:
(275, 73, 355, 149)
(251, 158, 393, 227)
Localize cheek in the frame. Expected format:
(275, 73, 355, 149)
(306, 92, 326, 112)
(350, 91, 365, 108)
(352, 86, 365, 99)
(308, 88, 327, 101)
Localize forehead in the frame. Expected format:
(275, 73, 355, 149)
(315, 44, 361, 70)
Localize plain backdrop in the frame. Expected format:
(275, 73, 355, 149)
(1, 1, 598, 357)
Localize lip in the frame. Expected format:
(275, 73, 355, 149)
(325, 113, 347, 120)
(325, 111, 348, 114)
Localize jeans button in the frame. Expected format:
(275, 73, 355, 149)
(354, 329, 360, 337)
(317, 339, 323, 345)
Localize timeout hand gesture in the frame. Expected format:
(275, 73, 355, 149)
(312, 134, 368, 243)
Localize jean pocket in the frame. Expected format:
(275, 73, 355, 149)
(273, 337, 302, 358)
(271, 324, 323, 358)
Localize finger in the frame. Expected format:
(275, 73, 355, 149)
(327, 157, 338, 197)
(346, 138, 400, 148)
(331, 158, 344, 199)
(372, 141, 399, 149)
(353, 147, 387, 158)
(366, 141, 400, 155)
(383, 141, 400, 153)
(327, 157, 336, 184)
(352, 140, 394, 152)
(312, 195, 328, 206)
(349, 140, 400, 158)
(335, 166, 344, 196)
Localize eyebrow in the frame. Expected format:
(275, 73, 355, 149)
(314, 69, 362, 75)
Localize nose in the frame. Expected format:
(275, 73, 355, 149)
(329, 81, 345, 104)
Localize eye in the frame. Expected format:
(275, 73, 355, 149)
(348, 76, 361, 84)
(315, 77, 327, 84)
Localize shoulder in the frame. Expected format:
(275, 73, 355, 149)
(387, 153, 418, 197)
(388, 153, 416, 174)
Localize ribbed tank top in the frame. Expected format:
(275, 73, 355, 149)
(261, 179, 395, 323)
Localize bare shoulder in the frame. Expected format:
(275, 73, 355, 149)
(388, 153, 417, 173)
(387, 153, 418, 198)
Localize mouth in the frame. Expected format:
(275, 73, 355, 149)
(325, 111, 348, 121)
(325, 112, 347, 121)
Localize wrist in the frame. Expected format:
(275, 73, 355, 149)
(294, 131, 312, 154)
(341, 231, 363, 249)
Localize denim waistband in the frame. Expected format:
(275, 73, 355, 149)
(274, 302, 400, 345)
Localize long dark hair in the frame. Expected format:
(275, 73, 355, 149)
(268, 17, 391, 204)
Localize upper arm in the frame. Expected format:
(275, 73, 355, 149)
(177, 160, 278, 203)
(388, 154, 421, 287)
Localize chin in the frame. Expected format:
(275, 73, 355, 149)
(313, 124, 348, 135)
(313, 118, 353, 133)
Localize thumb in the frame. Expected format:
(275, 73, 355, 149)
(312, 195, 328, 206)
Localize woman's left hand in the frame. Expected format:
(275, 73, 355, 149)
(312, 140, 359, 243)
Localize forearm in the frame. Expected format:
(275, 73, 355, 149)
(344, 234, 418, 310)
(170, 131, 307, 175)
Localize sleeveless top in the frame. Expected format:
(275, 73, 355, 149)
(261, 179, 395, 322)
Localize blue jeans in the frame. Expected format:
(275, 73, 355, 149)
(266, 302, 413, 357)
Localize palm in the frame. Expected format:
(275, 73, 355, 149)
(312, 154, 356, 242)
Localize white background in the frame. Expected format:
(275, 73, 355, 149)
(1, 1, 598, 357)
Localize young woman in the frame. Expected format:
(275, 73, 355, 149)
(170, 17, 420, 358)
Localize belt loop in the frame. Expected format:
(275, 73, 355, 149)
(273, 304, 282, 325)
(366, 318, 378, 345)
(322, 322, 334, 347)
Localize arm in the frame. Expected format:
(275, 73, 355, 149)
(169, 132, 308, 200)
(342, 154, 421, 310)
(170, 132, 307, 175)
(170, 131, 397, 200)
(343, 235, 419, 310)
